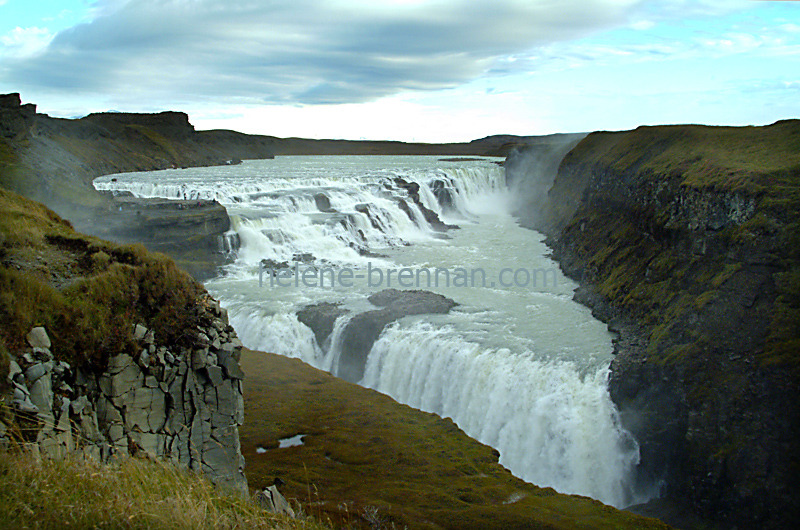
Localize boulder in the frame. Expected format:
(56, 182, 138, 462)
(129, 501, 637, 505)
(218, 351, 245, 380)
(32, 347, 53, 362)
(26, 327, 51, 349)
(28, 373, 54, 416)
(7, 360, 22, 382)
(13, 386, 39, 413)
(367, 288, 458, 313)
(133, 324, 149, 341)
(25, 362, 50, 383)
(255, 485, 295, 518)
(314, 193, 335, 213)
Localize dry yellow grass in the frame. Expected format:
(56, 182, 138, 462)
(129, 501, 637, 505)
(0, 450, 330, 529)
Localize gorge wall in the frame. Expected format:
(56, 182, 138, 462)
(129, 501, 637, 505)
(507, 121, 800, 529)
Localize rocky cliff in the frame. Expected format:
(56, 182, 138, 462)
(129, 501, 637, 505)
(0, 93, 36, 139)
(0, 187, 247, 494)
(507, 121, 800, 528)
(0, 95, 259, 279)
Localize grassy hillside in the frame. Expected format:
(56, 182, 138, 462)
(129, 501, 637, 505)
(556, 121, 800, 367)
(567, 121, 800, 193)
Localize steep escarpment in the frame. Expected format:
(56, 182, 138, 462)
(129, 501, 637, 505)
(0, 187, 247, 494)
(510, 121, 800, 528)
(1, 99, 266, 210)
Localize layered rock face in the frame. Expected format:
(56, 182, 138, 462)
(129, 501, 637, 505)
(95, 194, 232, 280)
(83, 111, 196, 140)
(0, 94, 265, 280)
(507, 122, 800, 528)
(2, 297, 248, 495)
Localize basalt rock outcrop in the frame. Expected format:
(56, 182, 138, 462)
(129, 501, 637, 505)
(0, 93, 36, 140)
(97, 193, 231, 280)
(0, 187, 248, 495)
(392, 177, 459, 231)
(296, 289, 457, 383)
(2, 306, 248, 494)
(296, 302, 350, 351)
(507, 121, 800, 529)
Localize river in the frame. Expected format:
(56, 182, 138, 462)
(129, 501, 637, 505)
(95, 155, 643, 507)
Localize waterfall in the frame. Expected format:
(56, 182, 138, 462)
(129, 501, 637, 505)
(361, 322, 640, 507)
(94, 156, 646, 508)
(95, 158, 506, 268)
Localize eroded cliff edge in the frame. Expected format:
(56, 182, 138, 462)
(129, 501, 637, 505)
(508, 121, 800, 528)
(0, 93, 267, 279)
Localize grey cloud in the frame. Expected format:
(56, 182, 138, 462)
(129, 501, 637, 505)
(4, 0, 644, 106)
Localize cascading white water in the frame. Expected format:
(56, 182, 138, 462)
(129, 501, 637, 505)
(94, 156, 645, 508)
(361, 322, 639, 506)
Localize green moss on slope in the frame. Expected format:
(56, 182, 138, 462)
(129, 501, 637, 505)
(556, 121, 800, 369)
(567, 121, 800, 195)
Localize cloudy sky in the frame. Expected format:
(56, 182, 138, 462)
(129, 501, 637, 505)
(1, 0, 798, 141)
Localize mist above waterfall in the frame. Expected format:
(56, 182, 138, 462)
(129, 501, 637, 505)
(504, 134, 586, 230)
